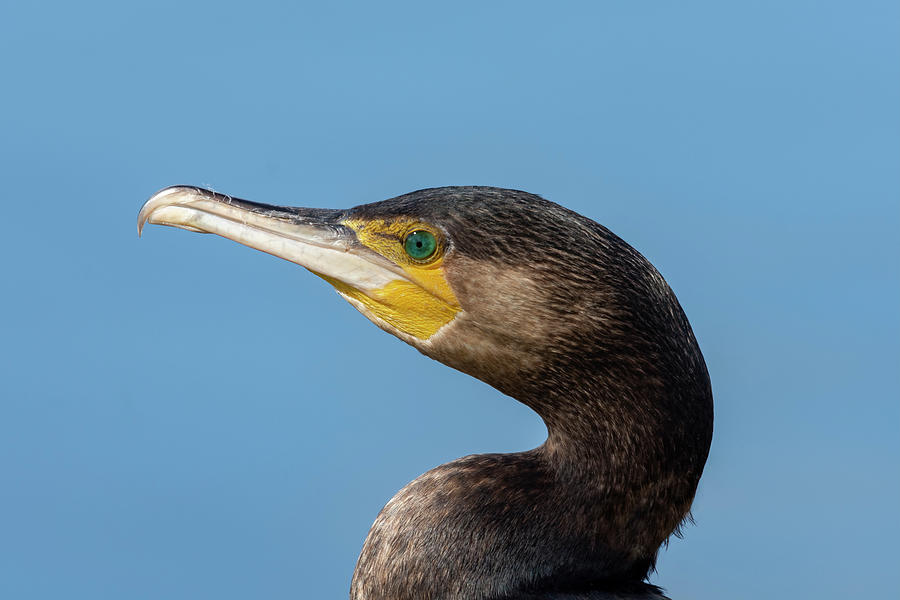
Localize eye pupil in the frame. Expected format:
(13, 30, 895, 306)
(404, 230, 437, 261)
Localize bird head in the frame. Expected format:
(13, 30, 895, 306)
(138, 185, 711, 444)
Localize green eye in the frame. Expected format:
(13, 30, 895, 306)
(404, 230, 438, 261)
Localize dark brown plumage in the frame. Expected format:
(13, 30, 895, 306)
(345, 188, 714, 600)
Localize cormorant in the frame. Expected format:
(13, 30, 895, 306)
(138, 185, 714, 600)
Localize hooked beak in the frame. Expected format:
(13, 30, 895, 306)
(137, 186, 408, 292)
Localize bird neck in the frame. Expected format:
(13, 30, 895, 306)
(519, 359, 713, 574)
(351, 367, 711, 599)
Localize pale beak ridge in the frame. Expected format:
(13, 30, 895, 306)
(137, 186, 406, 292)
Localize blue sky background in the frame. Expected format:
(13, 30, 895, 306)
(1, 2, 898, 598)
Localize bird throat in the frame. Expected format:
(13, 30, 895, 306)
(318, 274, 460, 340)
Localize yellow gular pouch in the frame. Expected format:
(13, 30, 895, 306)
(331, 218, 462, 340)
